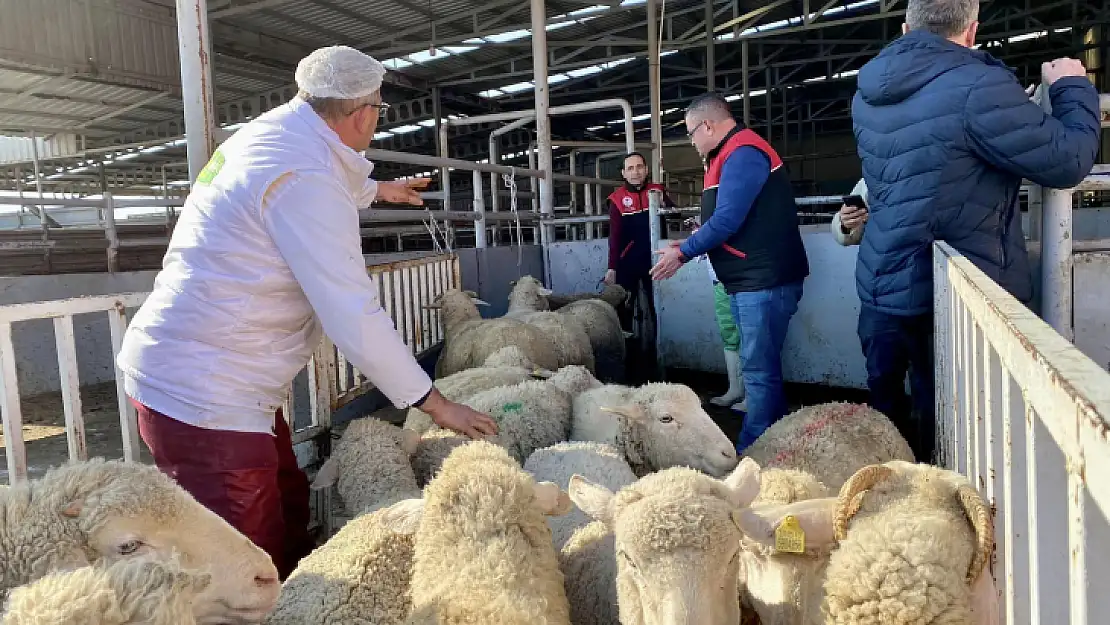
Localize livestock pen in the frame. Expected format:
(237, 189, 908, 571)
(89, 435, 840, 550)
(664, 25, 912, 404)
(2, 143, 1109, 623)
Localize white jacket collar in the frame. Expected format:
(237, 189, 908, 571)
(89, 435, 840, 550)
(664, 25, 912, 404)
(289, 97, 375, 188)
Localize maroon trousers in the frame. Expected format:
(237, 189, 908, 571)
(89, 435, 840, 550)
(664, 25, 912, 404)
(133, 401, 316, 579)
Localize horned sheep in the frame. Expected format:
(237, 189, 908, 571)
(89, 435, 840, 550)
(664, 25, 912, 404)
(2, 557, 209, 625)
(0, 458, 279, 623)
(822, 460, 995, 625)
(428, 289, 563, 377)
(391, 440, 574, 625)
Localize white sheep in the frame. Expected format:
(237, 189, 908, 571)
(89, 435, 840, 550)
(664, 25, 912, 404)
(571, 382, 739, 478)
(410, 428, 471, 487)
(508, 275, 625, 382)
(474, 365, 601, 463)
(270, 419, 426, 625)
(0, 458, 279, 623)
(403, 346, 553, 435)
(523, 441, 637, 550)
(428, 289, 563, 377)
(743, 402, 915, 491)
(821, 460, 995, 625)
(2, 557, 208, 625)
(389, 440, 573, 625)
(567, 458, 763, 625)
(506, 276, 597, 374)
(263, 500, 422, 625)
(311, 417, 422, 515)
(559, 520, 620, 625)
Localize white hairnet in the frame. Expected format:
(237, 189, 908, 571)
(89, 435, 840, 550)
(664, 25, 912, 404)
(295, 45, 387, 100)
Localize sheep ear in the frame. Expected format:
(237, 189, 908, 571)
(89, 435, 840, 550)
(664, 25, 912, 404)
(734, 499, 839, 551)
(380, 498, 425, 535)
(534, 481, 573, 517)
(724, 457, 761, 508)
(473, 298, 490, 307)
(60, 500, 84, 518)
(508, 279, 517, 288)
(310, 457, 340, 491)
(599, 402, 647, 423)
(568, 474, 615, 525)
(622, 331, 634, 339)
(538, 287, 553, 297)
(422, 302, 443, 310)
(463, 290, 480, 298)
(400, 429, 422, 456)
(531, 367, 554, 379)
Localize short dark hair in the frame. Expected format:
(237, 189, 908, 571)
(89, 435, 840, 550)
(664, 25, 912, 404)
(623, 152, 647, 168)
(906, 0, 979, 38)
(686, 92, 733, 122)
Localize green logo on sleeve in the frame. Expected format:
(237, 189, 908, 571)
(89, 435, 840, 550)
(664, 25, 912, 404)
(195, 150, 225, 185)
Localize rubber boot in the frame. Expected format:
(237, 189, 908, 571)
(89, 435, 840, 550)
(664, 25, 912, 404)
(710, 349, 745, 407)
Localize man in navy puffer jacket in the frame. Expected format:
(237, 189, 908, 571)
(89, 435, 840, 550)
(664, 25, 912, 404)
(851, 0, 1100, 463)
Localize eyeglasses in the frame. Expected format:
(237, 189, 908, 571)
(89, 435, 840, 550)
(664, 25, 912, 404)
(348, 101, 391, 116)
(686, 120, 706, 139)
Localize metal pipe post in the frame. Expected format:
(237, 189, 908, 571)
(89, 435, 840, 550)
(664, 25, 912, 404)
(705, 0, 715, 91)
(584, 181, 596, 239)
(647, 0, 663, 183)
(489, 115, 536, 243)
(174, 0, 218, 184)
(472, 170, 487, 249)
(103, 192, 120, 273)
(29, 131, 47, 236)
(1038, 82, 1074, 340)
(742, 41, 751, 126)
(648, 189, 665, 379)
(532, 0, 556, 252)
(437, 121, 451, 210)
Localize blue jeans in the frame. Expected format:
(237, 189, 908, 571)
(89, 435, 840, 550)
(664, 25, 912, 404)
(857, 306, 935, 463)
(729, 281, 804, 452)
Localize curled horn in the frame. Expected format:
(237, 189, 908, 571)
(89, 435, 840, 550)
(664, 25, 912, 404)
(833, 464, 895, 541)
(956, 484, 994, 585)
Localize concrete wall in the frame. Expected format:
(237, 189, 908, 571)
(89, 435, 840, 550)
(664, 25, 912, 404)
(546, 226, 870, 389)
(1074, 251, 1110, 373)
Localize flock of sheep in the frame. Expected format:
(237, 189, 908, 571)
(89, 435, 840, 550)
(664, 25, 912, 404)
(0, 276, 1002, 625)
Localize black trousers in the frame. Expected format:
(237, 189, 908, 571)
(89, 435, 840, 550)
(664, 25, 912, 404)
(617, 271, 659, 384)
(857, 306, 936, 463)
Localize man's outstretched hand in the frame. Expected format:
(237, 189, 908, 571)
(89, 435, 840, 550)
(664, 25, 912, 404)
(376, 178, 431, 206)
(418, 388, 499, 439)
(650, 241, 685, 280)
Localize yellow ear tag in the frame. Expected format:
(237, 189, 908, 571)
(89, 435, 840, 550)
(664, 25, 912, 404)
(774, 515, 805, 554)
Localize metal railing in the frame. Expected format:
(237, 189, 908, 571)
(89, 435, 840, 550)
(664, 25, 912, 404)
(933, 241, 1110, 625)
(0, 252, 460, 486)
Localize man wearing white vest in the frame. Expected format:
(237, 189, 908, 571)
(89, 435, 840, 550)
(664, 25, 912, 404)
(116, 46, 498, 578)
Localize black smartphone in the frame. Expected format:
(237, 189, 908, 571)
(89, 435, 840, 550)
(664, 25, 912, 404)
(841, 194, 866, 210)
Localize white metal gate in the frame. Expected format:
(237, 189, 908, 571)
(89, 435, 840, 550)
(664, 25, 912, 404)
(934, 241, 1110, 625)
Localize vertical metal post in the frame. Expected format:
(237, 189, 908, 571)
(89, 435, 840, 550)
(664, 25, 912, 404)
(584, 182, 596, 240)
(29, 131, 46, 235)
(14, 167, 24, 229)
(472, 170, 487, 249)
(174, 0, 217, 184)
(531, 0, 555, 249)
(705, 0, 715, 91)
(647, 0, 663, 183)
(648, 189, 665, 379)
(742, 41, 750, 126)
(1037, 83, 1074, 341)
(104, 192, 120, 273)
(438, 123, 451, 211)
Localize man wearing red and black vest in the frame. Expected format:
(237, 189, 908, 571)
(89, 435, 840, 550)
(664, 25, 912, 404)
(651, 92, 809, 453)
(604, 151, 675, 381)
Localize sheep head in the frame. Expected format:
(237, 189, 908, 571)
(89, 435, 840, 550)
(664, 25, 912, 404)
(568, 458, 762, 625)
(507, 275, 553, 313)
(833, 460, 994, 585)
(598, 383, 739, 478)
(3, 459, 279, 623)
(424, 289, 489, 335)
(546, 364, 603, 396)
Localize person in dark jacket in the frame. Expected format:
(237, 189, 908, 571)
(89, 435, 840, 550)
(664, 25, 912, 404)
(652, 92, 809, 453)
(851, 0, 1101, 463)
(605, 151, 675, 383)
